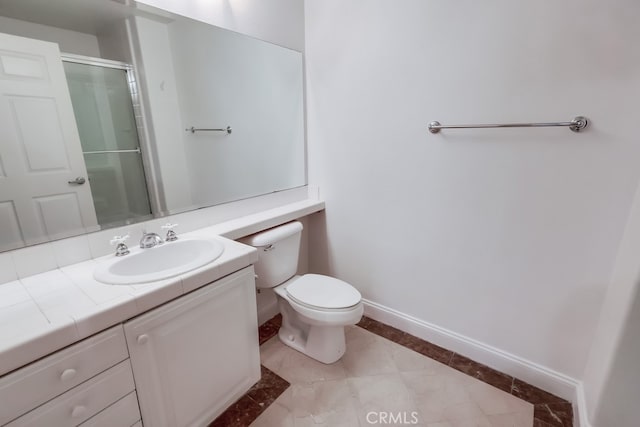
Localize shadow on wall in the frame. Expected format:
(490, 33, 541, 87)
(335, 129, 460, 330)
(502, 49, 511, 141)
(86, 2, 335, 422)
(307, 210, 331, 276)
(544, 282, 607, 376)
(595, 281, 640, 427)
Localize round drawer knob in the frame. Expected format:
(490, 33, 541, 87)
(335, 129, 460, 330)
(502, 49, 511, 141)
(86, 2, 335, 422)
(60, 368, 77, 381)
(71, 405, 86, 418)
(137, 334, 149, 345)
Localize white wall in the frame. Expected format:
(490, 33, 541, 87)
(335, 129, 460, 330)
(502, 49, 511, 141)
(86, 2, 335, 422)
(305, 0, 640, 383)
(131, 16, 193, 213)
(581, 177, 640, 426)
(592, 286, 640, 427)
(135, 0, 304, 51)
(168, 18, 305, 207)
(0, 16, 100, 57)
(97, 20, 133, 64)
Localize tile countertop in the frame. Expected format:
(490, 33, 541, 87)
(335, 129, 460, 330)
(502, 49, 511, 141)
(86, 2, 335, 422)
(0, 199, 325, 377)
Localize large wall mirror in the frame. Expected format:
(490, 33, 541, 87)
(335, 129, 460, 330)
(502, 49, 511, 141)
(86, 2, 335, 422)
(0, 0, 305, 252)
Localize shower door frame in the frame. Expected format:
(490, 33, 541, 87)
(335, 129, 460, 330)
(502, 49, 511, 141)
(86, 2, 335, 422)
(61, 53, 161, 224)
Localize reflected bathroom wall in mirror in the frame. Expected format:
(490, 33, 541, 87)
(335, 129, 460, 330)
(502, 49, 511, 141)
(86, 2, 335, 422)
(0, 0, 306, 252)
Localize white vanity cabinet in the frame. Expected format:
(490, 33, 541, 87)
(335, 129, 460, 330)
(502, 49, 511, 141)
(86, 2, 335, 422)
(124, 266, 261, 427)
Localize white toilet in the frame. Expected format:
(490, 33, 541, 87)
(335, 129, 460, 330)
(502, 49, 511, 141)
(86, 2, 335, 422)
(241, 221, 363, 364)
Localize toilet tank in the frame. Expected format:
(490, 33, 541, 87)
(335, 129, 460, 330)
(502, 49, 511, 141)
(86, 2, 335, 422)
(239, 221, 303, 289)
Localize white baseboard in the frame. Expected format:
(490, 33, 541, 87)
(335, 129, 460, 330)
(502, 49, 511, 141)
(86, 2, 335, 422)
(362, 298, 580, 403)
(574, 382, 593, 427)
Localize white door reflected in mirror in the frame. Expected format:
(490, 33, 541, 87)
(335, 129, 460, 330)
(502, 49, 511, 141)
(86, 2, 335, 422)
(0, 32, 98, 251)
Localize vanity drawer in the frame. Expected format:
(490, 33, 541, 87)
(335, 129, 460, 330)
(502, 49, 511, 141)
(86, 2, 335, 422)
(79, 391, 140, 427)
(6, 360, 135, 427)
(0, 325, 128, 424)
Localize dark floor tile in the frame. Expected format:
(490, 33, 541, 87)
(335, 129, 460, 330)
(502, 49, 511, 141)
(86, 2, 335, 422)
(208, 365, 290, 427)
(357, 316, 454, 364)
(397, 334, 454, 365)
(246, 366, 290, 407)
(270, 313, 282, 327)
(533, 418, 557, 427)
(207, 395, 263, 427)
(258, 321, 279, 345)
(357, 316, 407, 343)
(534, 402, 574, 427)
(448, 353, 513, 393)
(512, 379, 569, 405)
(258, 314, 282, 345)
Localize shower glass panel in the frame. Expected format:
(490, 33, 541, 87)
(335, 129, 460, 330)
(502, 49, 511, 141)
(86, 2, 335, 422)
(63, 59, 152, 227)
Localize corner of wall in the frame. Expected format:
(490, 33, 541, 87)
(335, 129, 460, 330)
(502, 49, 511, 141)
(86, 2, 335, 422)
(574, 381, 593, 427)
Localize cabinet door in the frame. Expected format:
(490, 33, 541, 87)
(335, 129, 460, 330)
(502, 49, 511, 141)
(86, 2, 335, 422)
(124, 266, 260, 427)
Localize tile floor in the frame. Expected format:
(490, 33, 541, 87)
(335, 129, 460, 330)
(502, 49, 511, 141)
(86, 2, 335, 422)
(210, 315, 573, 427)
(253, 325, 533, 427)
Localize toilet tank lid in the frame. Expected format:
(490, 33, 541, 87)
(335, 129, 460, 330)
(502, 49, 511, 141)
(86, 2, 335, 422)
(240, 221, 303, 247)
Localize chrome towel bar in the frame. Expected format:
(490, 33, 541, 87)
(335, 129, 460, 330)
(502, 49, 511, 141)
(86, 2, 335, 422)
(186, 126, 232, 134)
(83, 148, 142, 155)
(428, 116, 588, 134)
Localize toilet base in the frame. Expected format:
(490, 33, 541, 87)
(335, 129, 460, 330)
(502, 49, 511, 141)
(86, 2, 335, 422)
(277, 298, 348, 364)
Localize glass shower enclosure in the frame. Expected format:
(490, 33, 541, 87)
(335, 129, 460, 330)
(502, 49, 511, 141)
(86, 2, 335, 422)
(63, 55, 152, 228)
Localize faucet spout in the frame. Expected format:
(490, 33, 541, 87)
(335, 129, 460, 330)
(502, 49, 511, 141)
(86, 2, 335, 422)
(140, 230, 164, 249)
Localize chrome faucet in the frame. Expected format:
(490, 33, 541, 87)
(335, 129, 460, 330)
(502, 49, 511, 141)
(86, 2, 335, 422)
(161, 223, 179, 242)
(139, 230, 164, 249)
(110, 234, 130, 257)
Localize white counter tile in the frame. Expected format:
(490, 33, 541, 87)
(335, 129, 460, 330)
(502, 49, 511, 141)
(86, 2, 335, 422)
(0, 316, 79, 376)
(36, 287, 95, 322)
(0, 281, 30, 309)
(51, 235, 92, 268)
(20, 270, 78, 299)
(180, 263, 220, 294)
(11, 244, 57, 279)
(215, 242, 258, 280)
(0, 253, 17, 285)
(61, 260, 134, 305)
(0, 300, 50, 343)
(72, 295, 138, 339)
(128, 278, 184, 314)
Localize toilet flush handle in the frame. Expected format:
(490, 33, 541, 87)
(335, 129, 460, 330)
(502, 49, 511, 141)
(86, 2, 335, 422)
(263, 244, 275, 251)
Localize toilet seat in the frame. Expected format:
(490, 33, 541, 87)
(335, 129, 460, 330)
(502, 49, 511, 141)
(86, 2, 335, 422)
(274, 274, 364, 327)
(286, 274, 361, 310)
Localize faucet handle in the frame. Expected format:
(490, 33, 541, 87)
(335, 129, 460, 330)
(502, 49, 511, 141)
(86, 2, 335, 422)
(110, 234, 130, 245)
(162, 223, 179, 241)
(110, 234, 130, 257)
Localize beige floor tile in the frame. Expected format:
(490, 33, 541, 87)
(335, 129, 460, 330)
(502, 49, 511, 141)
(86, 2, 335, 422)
(486, 411, 534, 427)
(389, 341, 447, 374)
(348, 373, 421, 426)
(253, 326, 534, 427)
(341, 327, 399, 377)
(265, 378, 361, 425)
(261, 337, 348, 384)
(466, 381, 531, 416)
(443, 401, 492, 426)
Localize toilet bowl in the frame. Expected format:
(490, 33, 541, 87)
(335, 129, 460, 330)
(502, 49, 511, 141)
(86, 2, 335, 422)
(240, 221, 363, 364)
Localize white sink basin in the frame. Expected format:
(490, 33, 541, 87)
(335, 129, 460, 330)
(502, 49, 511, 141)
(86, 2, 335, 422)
(94, 239, 224, 285)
